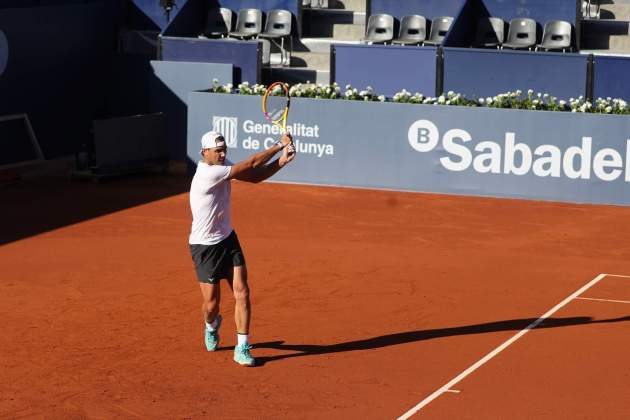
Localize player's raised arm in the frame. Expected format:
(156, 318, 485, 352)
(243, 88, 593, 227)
(230, 133, 295, 182)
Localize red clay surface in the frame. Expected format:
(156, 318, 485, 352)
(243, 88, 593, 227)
(1, 175, 629, 419)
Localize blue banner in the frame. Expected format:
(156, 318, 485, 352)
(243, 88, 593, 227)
(189, 92, 630, 206)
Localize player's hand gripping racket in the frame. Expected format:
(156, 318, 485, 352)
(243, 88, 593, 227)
(262, 82, 295, 157)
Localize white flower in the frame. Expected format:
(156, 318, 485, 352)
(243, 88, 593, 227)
(527, 89, 534, 95)
(559, 100, 566, 107)
(438, 95, 446, 104)
(605, 106, 613, 113)
(478, 98, 485, 104)
(378, 95, 386, 102)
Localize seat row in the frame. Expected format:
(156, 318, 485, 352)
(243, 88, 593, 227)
(363, 14, 574, 52)
(477, 18, 573, 52)
(363, 14, 453, 46)
(201, 8, 293, 65)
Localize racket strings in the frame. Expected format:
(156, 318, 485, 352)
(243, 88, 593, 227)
(264, 92, 289, 123)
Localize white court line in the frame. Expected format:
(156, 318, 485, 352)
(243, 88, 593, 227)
(397, 273, 608, 420)
(444, 390, 461, 394)
(604, 273, 630, 278)
(575, 297, 630, 305)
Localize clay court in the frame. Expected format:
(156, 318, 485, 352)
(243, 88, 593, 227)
(1, 174, 629, 419)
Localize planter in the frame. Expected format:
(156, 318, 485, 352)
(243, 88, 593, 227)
(188, 92, 630, 206)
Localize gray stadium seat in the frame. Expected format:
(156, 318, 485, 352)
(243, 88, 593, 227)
(361, 14, 394, 44)
(258, 9, 293, 66)
(473, 17, 504, 48)
(423, 16, 454, 46)
(203, 7, 232, 38)
(582, 0, 600, 19)
(228, 8, 262, 40)
(536, 20, 572, 52)
(502, 18, 537, 50)
(392, 15, 427, 46)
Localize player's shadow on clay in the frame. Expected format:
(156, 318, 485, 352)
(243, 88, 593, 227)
(253, 315, 630, 366)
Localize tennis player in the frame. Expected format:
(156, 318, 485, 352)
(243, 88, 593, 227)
(189, 130, 294, 367)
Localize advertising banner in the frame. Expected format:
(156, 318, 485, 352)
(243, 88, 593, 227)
(189, 92, 630, 206)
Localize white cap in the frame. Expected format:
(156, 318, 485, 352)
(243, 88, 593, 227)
(200, 131, 226, 155)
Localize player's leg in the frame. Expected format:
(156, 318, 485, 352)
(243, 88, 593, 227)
(230, 264, 250, 335)
(200, 282, 223, 351)
(200, 282, 221, 327)
(228, 264, 255, 366)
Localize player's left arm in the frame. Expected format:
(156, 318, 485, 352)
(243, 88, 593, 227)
(237, 142, 295, 183)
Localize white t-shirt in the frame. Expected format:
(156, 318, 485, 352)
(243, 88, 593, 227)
(189, 160, 233, 245)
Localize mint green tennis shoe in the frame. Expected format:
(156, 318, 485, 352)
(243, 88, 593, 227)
(233, 344, 255, 366)
(204, 314, 222, 351)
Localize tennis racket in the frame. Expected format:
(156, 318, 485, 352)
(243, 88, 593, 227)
(262, 82, 291, 134)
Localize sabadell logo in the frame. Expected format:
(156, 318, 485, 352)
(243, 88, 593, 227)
(408, 119, 630, 183)
(0, 30, 8, 77)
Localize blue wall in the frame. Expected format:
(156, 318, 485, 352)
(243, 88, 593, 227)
(333, 44, 438, 97)
(218, 0, 299, 14)
(128, 0, 202, 32)
(160, 36, 261, 84)
(369, 0, 466, 20)
(443, 48, 588, 100)
(0, 0, 107, 7)
(150, 60, 233, 160)
(0, 2, 117, 158)
(593, 55, 630, 102)
(481, 0, 577, 27)
(443, 0, 486, 47)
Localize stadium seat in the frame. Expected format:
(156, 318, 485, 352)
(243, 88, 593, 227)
(392, 15, 427, 46)
(203, 7, 232, 38)
(502, 18, 537, 50)
(302, 0, 310, 8)
(423, 16, 454, 46)
(311, 0, 329, 8)
(361, 14, 394, 44)
(582, 0, 600, 19)
(258, 9, 293, 66)
(536, 20, 573, 52)
(228, 8, 263, 40)
(473, 17, 504, 48)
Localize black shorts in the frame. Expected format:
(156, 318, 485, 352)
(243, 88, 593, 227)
(189, 231, 246, 284)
